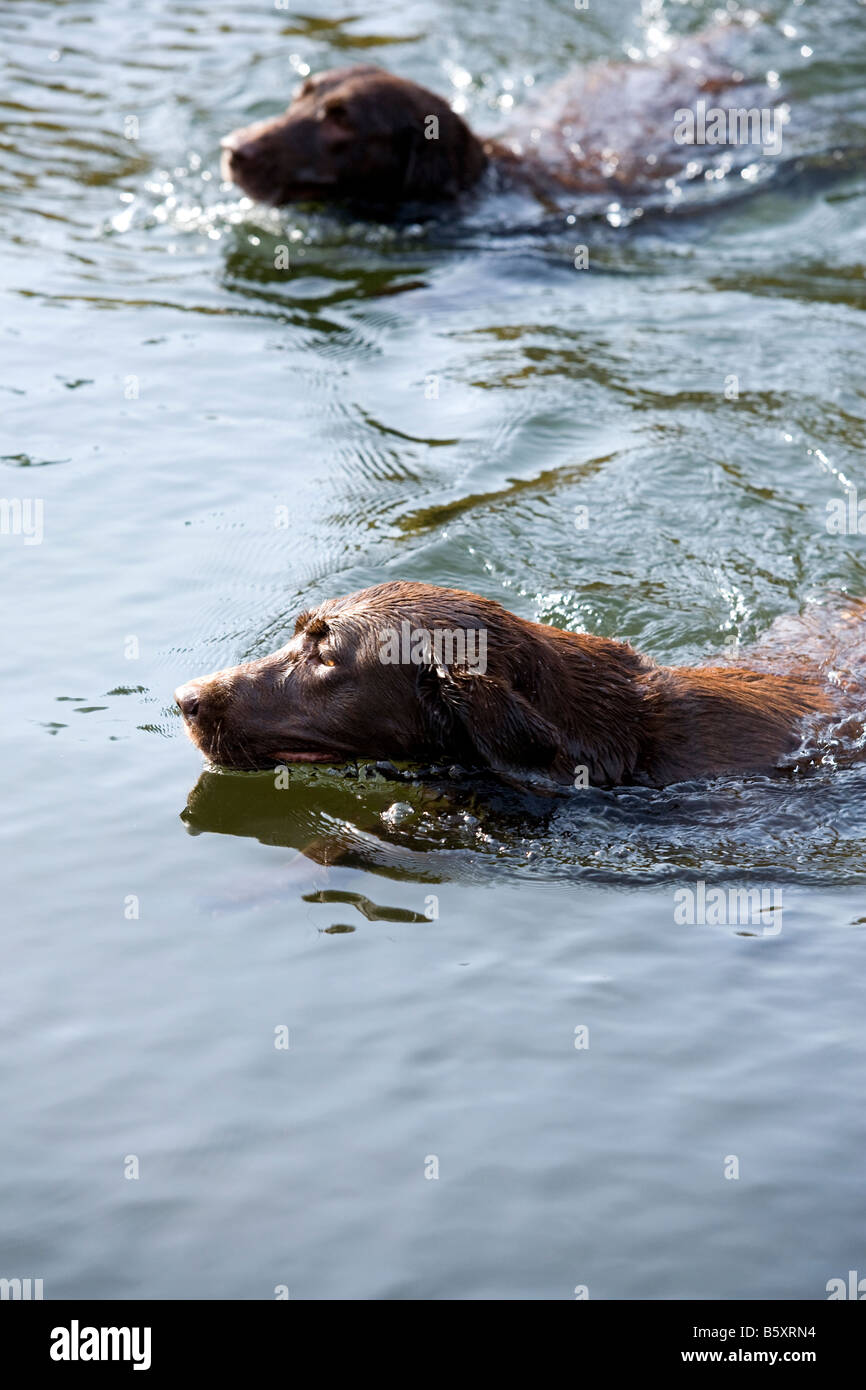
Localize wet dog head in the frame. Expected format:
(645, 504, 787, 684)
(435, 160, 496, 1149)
(174, 581, 609, 782)
(220, 65, 487, 208)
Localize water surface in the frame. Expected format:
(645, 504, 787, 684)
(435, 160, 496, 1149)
(2, 0, 865, 1299)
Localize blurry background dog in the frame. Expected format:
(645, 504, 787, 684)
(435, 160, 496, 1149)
(220, 29, 781, 212)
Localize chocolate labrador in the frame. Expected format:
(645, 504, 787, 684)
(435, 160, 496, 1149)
(220, 29, 777, 212)
(175, 582, 864, 790)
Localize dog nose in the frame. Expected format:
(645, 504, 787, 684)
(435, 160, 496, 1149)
(174, 682, 202, 722)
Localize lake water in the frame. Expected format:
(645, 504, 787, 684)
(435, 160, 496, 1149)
(2, 0, 865, 1300)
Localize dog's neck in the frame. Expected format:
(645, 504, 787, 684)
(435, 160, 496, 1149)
(534, 629, 830, 788)
(477, 139, 567, 203)
(635, 663, 831, 785)
(475, 137, 617, 205)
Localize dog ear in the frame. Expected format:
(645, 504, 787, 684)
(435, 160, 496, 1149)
(417, 661, 568, 782)
(401, 124, 458, 199)
(416, 654, 642, 791)
(401, 111, 484, 199)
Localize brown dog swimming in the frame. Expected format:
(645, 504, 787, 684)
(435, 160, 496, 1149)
(220, 30, 780, 212)
(175, 582, 864, 790)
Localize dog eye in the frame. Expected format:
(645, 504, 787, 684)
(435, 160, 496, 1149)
(322, 101, 351, 128)
(319, 651, 337, 667)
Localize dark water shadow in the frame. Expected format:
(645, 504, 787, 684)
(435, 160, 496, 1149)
(180, 754, 866, 889)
